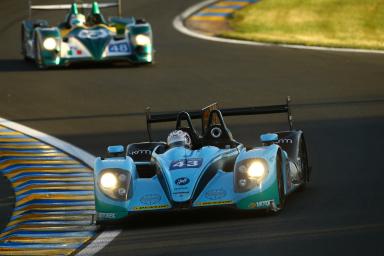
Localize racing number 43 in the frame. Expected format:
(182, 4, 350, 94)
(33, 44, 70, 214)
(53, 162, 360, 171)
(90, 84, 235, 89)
(170, 158, 202, 170)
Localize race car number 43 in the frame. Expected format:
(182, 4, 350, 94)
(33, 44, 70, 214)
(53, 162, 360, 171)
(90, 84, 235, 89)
(109, 43, 130, 53)
(170, 158, 203, 170)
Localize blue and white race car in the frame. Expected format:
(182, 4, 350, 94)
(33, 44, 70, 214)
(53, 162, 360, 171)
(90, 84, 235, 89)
(94, 99, 310, 223)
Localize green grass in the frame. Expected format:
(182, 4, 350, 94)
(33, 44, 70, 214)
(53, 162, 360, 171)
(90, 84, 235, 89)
(222, 0, 384, 50)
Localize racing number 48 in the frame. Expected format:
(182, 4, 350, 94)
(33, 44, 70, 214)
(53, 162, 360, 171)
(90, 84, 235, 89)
(109, 43, 128, 53)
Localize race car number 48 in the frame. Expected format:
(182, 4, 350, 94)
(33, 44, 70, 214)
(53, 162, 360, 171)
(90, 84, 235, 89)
(109, 43, 130, 53)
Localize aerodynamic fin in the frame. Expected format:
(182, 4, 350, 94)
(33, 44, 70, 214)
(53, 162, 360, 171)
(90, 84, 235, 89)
(28, 1, 122, 18)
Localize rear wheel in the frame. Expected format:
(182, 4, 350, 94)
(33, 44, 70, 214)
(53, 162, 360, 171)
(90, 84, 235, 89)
(297, 136, 310, 190)
(276, 153, 286, 210)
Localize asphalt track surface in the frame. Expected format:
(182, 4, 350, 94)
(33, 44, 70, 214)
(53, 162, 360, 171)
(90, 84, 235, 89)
(0, 0, 384, 255)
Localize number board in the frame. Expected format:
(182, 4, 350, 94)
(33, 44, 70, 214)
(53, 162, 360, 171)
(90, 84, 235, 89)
(170, 158, 203, 170)
(109, 42, 131, 53)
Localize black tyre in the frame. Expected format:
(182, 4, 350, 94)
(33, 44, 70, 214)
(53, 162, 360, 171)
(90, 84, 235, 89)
(297, 136, 310, 190)
(21, 26, 30, 61)
(34, 35, 45, 69)
(276, 153, 286, 210)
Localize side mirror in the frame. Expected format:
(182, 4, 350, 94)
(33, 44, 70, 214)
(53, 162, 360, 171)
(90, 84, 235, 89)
(260, 133, 278, 145)
(107, 145, 124, 156)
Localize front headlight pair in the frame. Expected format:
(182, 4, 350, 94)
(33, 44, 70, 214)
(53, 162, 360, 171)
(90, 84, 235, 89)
(43, 38, 58, 51)
(235, 159, 269, 192)
(98, 169, 130, 200)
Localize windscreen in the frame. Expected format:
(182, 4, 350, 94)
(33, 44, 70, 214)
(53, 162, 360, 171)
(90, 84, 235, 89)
(201, 103, 219, 133)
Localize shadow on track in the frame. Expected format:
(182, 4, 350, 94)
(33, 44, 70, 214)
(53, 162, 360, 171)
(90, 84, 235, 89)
(100, 207, 278, 232)
(0, 59, 154, 72)
(0, 59, 36, 72)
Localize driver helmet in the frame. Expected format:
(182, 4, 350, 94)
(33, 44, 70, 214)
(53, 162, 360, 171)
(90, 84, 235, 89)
(69, 14, 86, 27)
(167, 130, 191, 148)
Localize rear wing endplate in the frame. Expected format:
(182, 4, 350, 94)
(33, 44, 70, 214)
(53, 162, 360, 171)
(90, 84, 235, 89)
(145, 96, 294, 141)
(28, 1, 122, 18)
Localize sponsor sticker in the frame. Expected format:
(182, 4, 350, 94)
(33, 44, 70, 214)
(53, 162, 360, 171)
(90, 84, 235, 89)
(140, 194, 161, 205)
(133, 204, 169, 211)
(170, 158, 203, 170)
(128, 149, 152, 155)
(278, 138, 293, 144)
(205, 189, 227, 200)
(78, 29, 109, 39)
(248, 200, 273, 209)
(98, 212, 116, 219)
(173, 191, 189, 198)
(109, 42, 130, 53)
(195, 200, 233, 207)
(175, 177, 190, 186)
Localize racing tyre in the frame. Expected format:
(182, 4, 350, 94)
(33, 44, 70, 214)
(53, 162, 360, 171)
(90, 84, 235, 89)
(21, 26, 28, 61)
(297, 136, 310, 191)
(34, 34, 45, 69)
(276, 153, 286, 211)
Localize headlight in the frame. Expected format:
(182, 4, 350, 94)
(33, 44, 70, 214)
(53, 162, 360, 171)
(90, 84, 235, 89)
(135, 34, 150, 46)
(235, 159, 269, 192)
(98, 169, 130, 200)
(43, 38, 57, 50)
(100, 172, 117, 189)
(247, 161, 267, 178)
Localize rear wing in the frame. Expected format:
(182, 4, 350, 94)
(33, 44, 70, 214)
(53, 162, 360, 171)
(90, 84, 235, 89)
(145, 96, 294, 141)
(28, 1, 122, 18)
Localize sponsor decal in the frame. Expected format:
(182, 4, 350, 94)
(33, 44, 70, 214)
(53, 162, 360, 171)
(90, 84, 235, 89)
(128, 149, 152, 156)
(173, 191, 189, 195)
(195, 200, 233, 207)
(98, 212, 116, 219)
(140, 194, 161, 205)
(109, 42, 130, 53)
(133, 204, 169, 211)
(175, 177, 190, 186)
(173, 191, 189, 198)
(78, 29, 109, 39)
(205, 188, 227, 200)
(174, 187, 189, 191)
(256, 200, 272, 207)
(248, 200, 273, 209)
(170, 158, 203, 170)
(278, 138, 293, 144)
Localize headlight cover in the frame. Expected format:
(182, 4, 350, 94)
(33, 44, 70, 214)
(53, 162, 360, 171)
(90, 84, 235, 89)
(134, 34, 151, 46)
(43, 38, 57, 50)
(98, 168, 131, 200)
(235, 159, 269, 192)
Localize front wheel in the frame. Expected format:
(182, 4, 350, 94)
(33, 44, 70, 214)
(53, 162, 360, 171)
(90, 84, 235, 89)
(34, 35, 46, 69)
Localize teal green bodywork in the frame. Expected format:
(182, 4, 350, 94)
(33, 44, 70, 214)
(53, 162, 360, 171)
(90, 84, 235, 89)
(70, 27, 111, 60)
(130, 26, 153, 62)
(36, 28, 61, 66)
(95, 197, 129, 220)
(236, 179, 280, 209)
